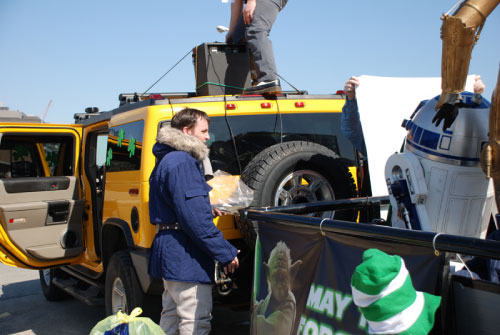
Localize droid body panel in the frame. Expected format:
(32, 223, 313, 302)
(385, 93, 494, 238)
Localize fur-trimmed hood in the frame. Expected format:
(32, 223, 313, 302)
(154, 125, 209, 161)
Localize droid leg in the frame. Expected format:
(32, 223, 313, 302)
(385, 152, 429, 231)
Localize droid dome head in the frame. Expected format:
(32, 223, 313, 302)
(403, 92, 490, 167)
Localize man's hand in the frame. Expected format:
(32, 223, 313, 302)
(344, 76, 359, 100)
(224, 251, 240, 274)
(243, 0, 256, 25)
(473, 75, 485, 95)
(212, 208, 227, 218)
(432, 103, 459, 131)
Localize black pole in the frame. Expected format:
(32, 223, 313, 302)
(244, 209, 500, 259)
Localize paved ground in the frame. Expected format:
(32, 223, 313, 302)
(0, 263, 250, 335)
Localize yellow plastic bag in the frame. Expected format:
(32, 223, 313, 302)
(90, 308, 164, 335)
(207, 170, 254, 214)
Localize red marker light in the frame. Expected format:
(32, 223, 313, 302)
(129, 189, 139, 195)
(226, 103, 236, 110)
(9, 218, 26, 224)
(261, 102, 271, 109)
(295, 102, 305, 108)
(150, 94, 163, 100)
(336, 90, 345, 95)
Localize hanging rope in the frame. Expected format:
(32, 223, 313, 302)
(277, 73, 301, 94)
(141, 48, 193, 96)
(141, 46, 302, 96)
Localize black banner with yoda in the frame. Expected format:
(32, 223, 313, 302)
(251, 221, 443, 335)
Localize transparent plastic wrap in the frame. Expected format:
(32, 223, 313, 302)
(90, 308, 164, 335)
(207, 170, 254, 214)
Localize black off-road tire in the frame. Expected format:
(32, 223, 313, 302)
(39, 268, 69, 301)
(240, 141, 358, 248)
(105, 250, 161, 322)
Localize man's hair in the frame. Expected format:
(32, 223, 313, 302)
(171, 108, 210, 130)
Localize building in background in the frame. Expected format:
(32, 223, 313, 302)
(0, 106, 42, 123)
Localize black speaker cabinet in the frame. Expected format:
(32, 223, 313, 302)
(194, 42, 251, 96)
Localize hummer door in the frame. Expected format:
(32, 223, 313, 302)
(0, 126, 84, 269)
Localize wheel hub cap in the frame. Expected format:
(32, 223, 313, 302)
(111, 277, 127, 314)
(274, 170, 335, 209)
(42, 269, 51, 285)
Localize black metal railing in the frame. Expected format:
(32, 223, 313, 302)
(241, 197, 500, 260)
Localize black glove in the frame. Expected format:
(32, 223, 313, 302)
(432, 103, 459, 131)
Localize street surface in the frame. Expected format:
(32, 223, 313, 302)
(0, 263, 249, 335)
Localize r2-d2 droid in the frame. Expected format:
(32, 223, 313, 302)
(385, 92, 494, 238)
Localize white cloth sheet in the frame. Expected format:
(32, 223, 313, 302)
(356, 75, 476, 197)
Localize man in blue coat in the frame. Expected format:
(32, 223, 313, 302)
(149, 108, 239, 334)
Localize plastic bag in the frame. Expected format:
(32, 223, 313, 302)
(90, 308, 165, 335)
(207, 170, 254, 214)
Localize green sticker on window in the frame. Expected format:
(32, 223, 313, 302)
(106, 148, 113, 166)
(128, 137, 136, 158)
(117, 129, 125, 148)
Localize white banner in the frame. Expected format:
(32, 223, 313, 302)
(356, 75, 476, 198)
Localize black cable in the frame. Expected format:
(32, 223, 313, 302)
(141, 48, 193, 96)
(276, 96, 283, 143)
(206, 46, 243, 175)
(223, 94, 243, 175)
(208, 47, 225, 95)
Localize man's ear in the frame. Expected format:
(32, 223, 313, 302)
(263, 262, 270, 281)
(182, 126, 191, 135)
(290, 260, 303, 282)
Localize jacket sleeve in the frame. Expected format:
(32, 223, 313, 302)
(166, 158, 237, 265)
(340, 98, 367, 157)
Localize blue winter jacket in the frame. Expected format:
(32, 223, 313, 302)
(148, 126, 238, 284)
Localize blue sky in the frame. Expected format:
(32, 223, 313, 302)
(1, 0, 499, 124)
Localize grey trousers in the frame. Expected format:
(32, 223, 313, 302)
(231, 0, 288, 82)
(160, 279, 213, 335)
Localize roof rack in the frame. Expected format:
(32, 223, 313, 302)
(117, 90, 313, 107)
(73, 107, 107, 124)
(118, 92, 198, 106)
(74, 89, 345, 126)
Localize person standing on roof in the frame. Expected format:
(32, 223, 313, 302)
(226, 0, 288, 95)
(149, 108, 239, 335)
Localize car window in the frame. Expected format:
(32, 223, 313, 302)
(281, 113, 355, 162)
(0, 134, 75, 178)
(208, 114, 281, 175)
(106, 120, 144, 172)
(208, 113, 356, 175)
(96, 134, 108, 167)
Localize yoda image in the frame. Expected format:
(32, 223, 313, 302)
(252, 241, 302, 335)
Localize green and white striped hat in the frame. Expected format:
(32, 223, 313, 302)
(350, 249, 441, 335)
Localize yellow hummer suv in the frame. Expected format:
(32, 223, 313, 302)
(0, 44, 367, 319)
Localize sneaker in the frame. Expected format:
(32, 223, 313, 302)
(244, 79, 282, 95)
